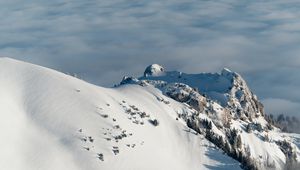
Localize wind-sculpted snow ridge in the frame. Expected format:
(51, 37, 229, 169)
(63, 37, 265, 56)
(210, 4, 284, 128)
(0, 58, 241, 170)
(120, 64, 300, 170)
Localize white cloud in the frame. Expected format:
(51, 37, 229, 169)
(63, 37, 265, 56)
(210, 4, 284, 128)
(0, 0, 300, 116)
(262, 98, 300, 116)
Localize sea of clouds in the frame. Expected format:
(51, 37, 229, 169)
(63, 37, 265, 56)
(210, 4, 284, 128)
(1, 0, 300, 116)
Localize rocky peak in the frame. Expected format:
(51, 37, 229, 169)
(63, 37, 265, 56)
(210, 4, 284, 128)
(118, 65, 299, 170)
(144, 64, 165, 77)
(225, 70, 265, 119)
(124, 66, 265, 119)
(120, 76, 139, 85)
(221, 68, 237, 79)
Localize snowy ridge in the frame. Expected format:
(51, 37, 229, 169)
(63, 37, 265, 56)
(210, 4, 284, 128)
(121, 64, 300, 170)
(1, 58, 299, 170)
(0, 58, 241, 170)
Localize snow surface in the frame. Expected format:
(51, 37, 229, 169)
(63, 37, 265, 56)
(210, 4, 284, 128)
(0, 58, 241, 170)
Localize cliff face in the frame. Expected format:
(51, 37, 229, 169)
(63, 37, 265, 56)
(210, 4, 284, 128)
(223, 68, 265, 119)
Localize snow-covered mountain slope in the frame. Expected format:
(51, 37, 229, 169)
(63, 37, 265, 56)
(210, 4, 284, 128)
(0, 58, 241, 170)
(121, 64, 300, 170)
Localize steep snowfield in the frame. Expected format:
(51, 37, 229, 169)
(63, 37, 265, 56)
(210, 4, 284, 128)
(0, 58, 241, 170)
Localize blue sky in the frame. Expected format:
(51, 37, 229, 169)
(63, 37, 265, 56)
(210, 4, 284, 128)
(1, 0, 300, 116)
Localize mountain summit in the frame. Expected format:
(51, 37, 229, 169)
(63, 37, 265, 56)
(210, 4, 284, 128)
(122, 64, 300, 170)
(0, 58, 299, 170)
(144, 64, 165, 77)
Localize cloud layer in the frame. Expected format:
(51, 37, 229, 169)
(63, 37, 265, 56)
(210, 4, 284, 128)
(0, 0, 300, 116)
